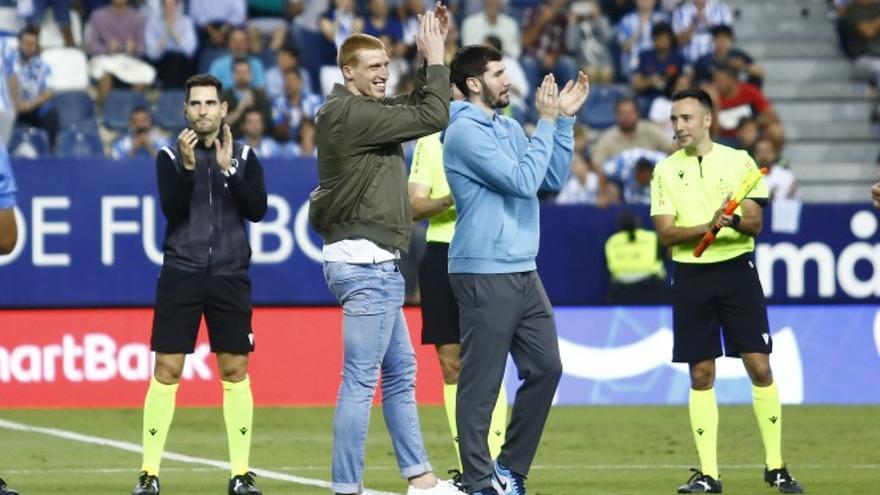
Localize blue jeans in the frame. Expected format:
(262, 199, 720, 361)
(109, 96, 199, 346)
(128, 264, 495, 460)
(323, 261, 432, 494)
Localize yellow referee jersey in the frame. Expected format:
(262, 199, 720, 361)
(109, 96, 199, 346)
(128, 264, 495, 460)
(408, 132, 456, 243)
(650, 142, 768, 264)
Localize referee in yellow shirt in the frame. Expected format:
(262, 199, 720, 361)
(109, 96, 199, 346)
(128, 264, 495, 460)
(408, 130, 508, 477)
(650, 89, 804, 494)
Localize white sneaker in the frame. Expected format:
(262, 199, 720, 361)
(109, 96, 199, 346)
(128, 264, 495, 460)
(406, 479, 464, 494)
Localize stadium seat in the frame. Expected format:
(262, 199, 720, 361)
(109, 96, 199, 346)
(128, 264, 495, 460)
(53, 90, 97, 128)
(579, 84, 630, 130)
(153, 89, 188, 133)
(9, 126, 51, 158)
(56, 127, 104, 157)
(43, 47, 90, 92)
(198, 47, 226, 74)
(102, 90, 150, 132)
(0, 1, 22, 35)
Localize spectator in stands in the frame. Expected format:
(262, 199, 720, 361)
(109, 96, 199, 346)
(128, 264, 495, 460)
(189, 0, 246, 50)
(604, 210, 668, 305)
(239, 107, 286, 158)
(209, 28, 267, 90)
(521, 0, 579, 95)
(616, 0, 669, 81)
(21, 0, 75, 47)
(87, 0, 153, 103)
(110, 106, 169, 159)
(265, 44, 314, 101)
(320, 0, 364, 51)
(593, 97, 673, 166)
(291, 118, 316, 157)
(223, 58, 273, 139)
(461, 0, 522, 59)
(672, 0, 733, 63)
(604, 147, 667, 201)
(10, 27, 59, 151)
(556, 124, 618, 206)
(622, 157, 656, 204)
(145, 0, 197, 88)
(363, 0, 406, 59)
(734, 115, 760, 152)
(399, 0, 426, 54)
(872, 182, 880, 207)
(271, 67, 322, 142)
(753, 137, 798, 199)
(694, 25, 764, 87)
(245, 0, 292, 54)
(648, 71, 693, 139)
(632, 22, 687, 106)
(710, 63, 784, 148)
(842, 0, 880, 97)
(566, 0, 615, 83)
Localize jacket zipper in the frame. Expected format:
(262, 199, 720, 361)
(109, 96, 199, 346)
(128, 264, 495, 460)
(207, 151, 214, 272)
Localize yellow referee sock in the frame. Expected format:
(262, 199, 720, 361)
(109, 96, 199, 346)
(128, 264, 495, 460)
(223, 376, 254, 477)
(487, 384, 508, 460)
(443, 383, 462, 468)
(689, 388, 719, 479)
(141, 377, 179, 476)
(752, 382, 783, 470)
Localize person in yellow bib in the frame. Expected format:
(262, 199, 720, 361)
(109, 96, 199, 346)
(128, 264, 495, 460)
(604, 210, 668, 305)
(408, 126, 508, 483)
(650, 88, 804, 495)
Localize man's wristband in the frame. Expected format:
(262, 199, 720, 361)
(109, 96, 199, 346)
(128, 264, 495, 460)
(731, 214, 741, 229)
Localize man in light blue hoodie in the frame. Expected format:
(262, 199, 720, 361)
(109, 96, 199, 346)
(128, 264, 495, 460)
(443, 45, 590, 495)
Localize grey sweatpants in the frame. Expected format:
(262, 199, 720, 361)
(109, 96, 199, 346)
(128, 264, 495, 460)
(449, 271, 563, 492)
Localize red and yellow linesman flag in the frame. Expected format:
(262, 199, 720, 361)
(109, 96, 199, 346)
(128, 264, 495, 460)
(693, 166, 768, 258)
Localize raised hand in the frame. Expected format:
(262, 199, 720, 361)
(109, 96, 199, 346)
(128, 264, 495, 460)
(416, 10, 445, 66)
(216, 124, 234, 172)
(432, 1, 450, 42)
(535, 73, 559, 122)
(558, 71, 590, 118)
(178, 128, 198, 171)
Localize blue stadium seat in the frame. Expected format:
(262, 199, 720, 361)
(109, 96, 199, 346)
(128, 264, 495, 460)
(579, 84, 630, 130)
(102, 90, 150, 132)
(9, 126, 51, 158)
(153, 89, 188, 133)
(198, 47, 226, 74)
(56, 127, 104, 157)
(53, 90, 97, 128)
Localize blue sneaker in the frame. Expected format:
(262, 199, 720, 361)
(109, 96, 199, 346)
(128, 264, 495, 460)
(492, 461, 526, 495)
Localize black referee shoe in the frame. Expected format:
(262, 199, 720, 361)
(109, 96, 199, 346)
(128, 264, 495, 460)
(229, 471, 262, 495)
(764, 466, 805, 494)
(131, 471, 159, 495)
(678, 469, 722, 493)
(0, 477, 20, 495)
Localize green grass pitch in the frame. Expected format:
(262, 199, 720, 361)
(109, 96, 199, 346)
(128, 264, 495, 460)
(1, 405, 877, 494)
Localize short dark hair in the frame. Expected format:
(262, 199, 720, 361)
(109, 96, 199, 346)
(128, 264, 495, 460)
(18, 26, 39, 40)
(185, 74, 223, 102)
(614, 96, 638, 112)
(450, 45, 503, 98)
(484, 34, 503, 52)
(711, 24, 734, 38)
(130, 105, 150, 117)
(671, 88, 714, 113)
(651, 22, 674, 41)
(714, 63, 738, 78)
(635, 157, 654, 172)
(232, 57, 250, 69)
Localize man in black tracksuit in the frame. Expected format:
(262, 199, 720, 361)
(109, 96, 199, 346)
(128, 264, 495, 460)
(131, 74, 267, 495)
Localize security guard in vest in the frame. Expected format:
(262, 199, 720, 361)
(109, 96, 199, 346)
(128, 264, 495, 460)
(604, 210, 668, 304)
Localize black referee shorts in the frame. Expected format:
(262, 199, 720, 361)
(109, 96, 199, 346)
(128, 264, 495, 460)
(671, 253, 771, 363)
(417, 242, 460, 345)
(151, 265, 255, 354)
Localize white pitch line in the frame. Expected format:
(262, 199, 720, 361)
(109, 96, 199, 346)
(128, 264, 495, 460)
(0, 418, 401, 495)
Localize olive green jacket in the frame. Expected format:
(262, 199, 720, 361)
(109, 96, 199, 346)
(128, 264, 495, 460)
(309, 64, 451, 252)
